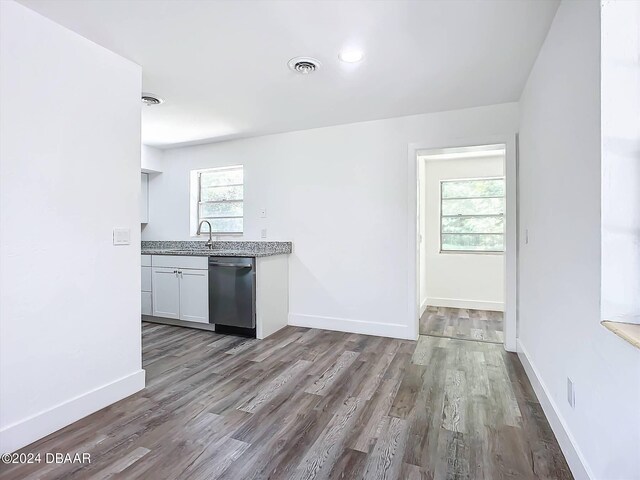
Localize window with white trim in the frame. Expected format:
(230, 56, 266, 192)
(440, 177, 505, 253)
(196, 165, 243, 234)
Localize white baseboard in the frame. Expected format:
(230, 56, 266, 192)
(426, 297, 504, 312)
(0, 369, 145, 454)
(516, 341, 593, 480)
(289, 313, 413, 340)
(420, 299, 429, 317)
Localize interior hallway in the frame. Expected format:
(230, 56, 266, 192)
(0, 322, 571, 480)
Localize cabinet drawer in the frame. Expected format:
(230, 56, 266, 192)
(151, 255, 208, 270)
(141, 266, 152, 292)
(141, 254, 152, 267)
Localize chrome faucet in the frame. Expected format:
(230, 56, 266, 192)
(197, 220, 214, 249)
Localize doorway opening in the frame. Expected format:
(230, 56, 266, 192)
(409, 137, 517, 351)
(419, 144, 505, 344)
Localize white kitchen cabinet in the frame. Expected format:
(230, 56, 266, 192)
(141, 266, 152, 292)
(141, 291, 152, 315)
(141, 172, 149, 224)
(150, 258, 209, 323)
(179, 269, 209, 323)
(144, 252, 288, 338)
(141, 255, 153, 315)
(152, 267, 180, 319)
(255, 255, 289, 339)
(152, 255, 207, 270)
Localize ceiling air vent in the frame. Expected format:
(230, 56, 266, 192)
(288, 57, 321, 75)
(141, 93, 164, 106)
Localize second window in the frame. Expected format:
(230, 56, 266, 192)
(440, 177, 505, 253)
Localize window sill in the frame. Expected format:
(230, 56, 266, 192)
(601, 320, 640, 350)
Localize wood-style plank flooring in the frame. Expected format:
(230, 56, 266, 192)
(420, 306, 504, 344)
(0, 322, 571, 480)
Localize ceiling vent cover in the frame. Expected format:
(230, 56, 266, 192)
(288, 57, 321, 75)
(141, 93, 164, 106)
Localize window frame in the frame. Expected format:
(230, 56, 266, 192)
(196, 165, 244, 235)
(439, 176, 505, 254)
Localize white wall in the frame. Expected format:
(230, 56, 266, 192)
(144, 103, 518, 339)
(0, 1, 144, 453)
(420, 155, 504, 312)
(518, 1, 640, 479)
(141, 144, 164, 173)
(601, 0, 640, 325)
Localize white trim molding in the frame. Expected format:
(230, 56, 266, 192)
(426, 297, 504, 312)
(0, 369, 145, 454)
(517, 341, 594, 480)
(420, 299, 429, 317)
(289, 313, 413, 340)
(408, 133, 518, 351)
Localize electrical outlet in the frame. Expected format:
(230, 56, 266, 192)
(259, 208, 267, 218)
(567, 377, 575, 409)
(261, 228, 267, 239)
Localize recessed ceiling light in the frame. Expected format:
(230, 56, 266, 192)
(141, 93, 164, 106)
(338, 49, 364, 63)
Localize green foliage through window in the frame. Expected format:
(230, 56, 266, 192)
(440, 177, 505, 252)
(197, 166, 243, 234)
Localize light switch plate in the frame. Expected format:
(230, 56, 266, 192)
(260, 228, 267, 239)
(113, 228, 130, 245)
(567, 377, 575, 409)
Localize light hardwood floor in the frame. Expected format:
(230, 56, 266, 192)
(420, 306, 504, 344)
(0, 322, 571, 480)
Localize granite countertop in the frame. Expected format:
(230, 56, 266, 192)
(141, 240, 292, 258)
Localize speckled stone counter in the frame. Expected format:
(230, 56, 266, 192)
(141, 240, 292, 257)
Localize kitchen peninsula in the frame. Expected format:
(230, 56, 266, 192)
(141, 241, 292, 339)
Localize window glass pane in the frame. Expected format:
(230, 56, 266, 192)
(442, 197, 503, 216)
(199, 201, 243, 218)
(200, 168, 243, 187)
(441, 234, 504, 251)
(201, 185, 243, 202)
(442, 216, 504, 234)
(442, 178, 504, 198)
(201, 217, 243, 233)
(195, 166, 243, 234)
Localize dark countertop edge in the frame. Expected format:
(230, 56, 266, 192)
(141, 249, 290, 258)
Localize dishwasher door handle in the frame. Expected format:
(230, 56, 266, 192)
(209, 262, 253, 268)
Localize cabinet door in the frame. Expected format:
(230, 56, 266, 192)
(179, 269, 209, 323)
(152, 267, 180, 319)
(141, 291, 152, 316)
(141, 266, 152, 292)
(141, 173, 149, 224)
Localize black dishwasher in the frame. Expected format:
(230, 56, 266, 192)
(208, 256, 256, 336)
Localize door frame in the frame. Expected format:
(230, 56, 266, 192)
(407, 133, 518, 351)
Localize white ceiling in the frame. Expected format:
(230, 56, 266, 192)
(19, 0, 558, 148)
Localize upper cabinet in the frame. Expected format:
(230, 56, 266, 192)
(141, 172, 149, 224)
